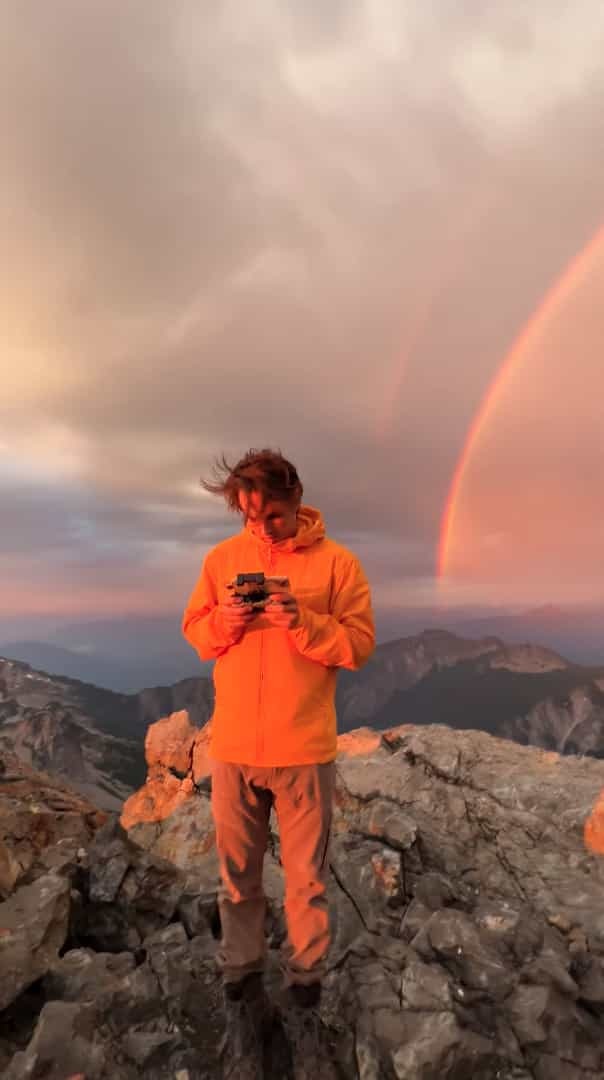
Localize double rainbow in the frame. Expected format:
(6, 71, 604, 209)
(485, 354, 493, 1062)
(437, 224, 604, 582)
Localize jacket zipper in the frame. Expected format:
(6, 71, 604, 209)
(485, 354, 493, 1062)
(257, 541, 275, 761)
(257, 631, 264, 761)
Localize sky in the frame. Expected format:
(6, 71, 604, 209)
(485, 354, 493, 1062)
(1, 0, 604, 633)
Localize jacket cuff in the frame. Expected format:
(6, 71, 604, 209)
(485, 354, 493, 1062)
(290, 605, 318, 647)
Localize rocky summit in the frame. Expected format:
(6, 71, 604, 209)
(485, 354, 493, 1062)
(2, 716, 604, 1079)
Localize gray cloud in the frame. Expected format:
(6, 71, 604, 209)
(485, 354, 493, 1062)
(1, 0, 603, 617)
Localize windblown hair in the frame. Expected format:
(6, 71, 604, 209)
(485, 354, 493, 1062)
(201, 448, 303, 512)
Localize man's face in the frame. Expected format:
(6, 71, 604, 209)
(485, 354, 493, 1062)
(238, 489, 299, 543)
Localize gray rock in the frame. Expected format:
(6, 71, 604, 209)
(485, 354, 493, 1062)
(121, 1029, 182, 1067)
(143, 922, 193, 1004)
(575, 954, 604, 1008)
(177, 889, 217, 937)
(330, 835, 405, 933)
(118, 849, 185, 921)
(42, 944, 168, 1034)
(89, 845, 130, 902)
(401, 957, 452, 1010)
(0, 873, 69, 1010)
(339, 725, 604, 942)
(73, 817, 187, 952)
(412, 871, 455, 911)
(521, 952, 579, 997)
(400, 898, 433, 942)
(86, 815, 134, 901)
(505, 982, 557, 1045)
(354, 1025, 385, 1080)
(390, 1010, 496, 1079)
(411, 908, 514, 1001)
(108, 962, 167, 1032)
(340, 795, 418, 852)
(43, 946, 136, 1001)
(5, 722, 604, 1078)
(4, 1000, 105, 1079)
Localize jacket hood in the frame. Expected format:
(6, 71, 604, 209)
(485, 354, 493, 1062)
(245, 504, 325, 554)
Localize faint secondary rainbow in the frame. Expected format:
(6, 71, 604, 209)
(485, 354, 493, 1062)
(376, 185, 496, 440)
(438, 223, 604, 581)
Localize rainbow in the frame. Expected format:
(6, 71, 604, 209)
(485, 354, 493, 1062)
(378, 188, 496, 440)
(438, 223, 604, 580)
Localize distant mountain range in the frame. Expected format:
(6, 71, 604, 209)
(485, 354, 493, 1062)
(0, 614, 212, 692)
(2, 628, 604, 811)
(2, 604, 602, 693)
(455, 605, 604, 665)
(374, 604, 604, 665)
(336, 629, 604, 756)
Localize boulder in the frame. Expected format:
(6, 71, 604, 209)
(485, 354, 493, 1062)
(120, 712, 211, 830)
(0, 751, 104, 898)
(0, 873, 70, 1010)
(4, 1000, 105, 1080)
(71, 815, 188, 951)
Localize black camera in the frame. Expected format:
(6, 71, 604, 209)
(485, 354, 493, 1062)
(227, 572, 290, 609)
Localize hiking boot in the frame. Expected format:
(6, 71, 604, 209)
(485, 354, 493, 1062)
(281, 984, 338, 1080)
(220, 972, 270, 1080)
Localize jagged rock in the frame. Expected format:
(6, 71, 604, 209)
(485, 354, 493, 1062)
(120, 712, 211, 830)
(43, 946, 136, 1002)
(401, 956, 452, 1009)
(331, 835, 406, 934)
(0, 659, 146, 810)
(504, 684, 604, 758)
(0, 873, 70, 1010)
(390, 1011, 497, 1079)
(400, 897, 434, 942)
(575, 954, 604, 1009)
(111, 714, 604, 1076)
(354, 1025, 384, 1080)
(145, 710, 197, 774)
(4, 1000, 106, 1079)
(143, 922, 193, 1006)
(88, 831, 131, 902)
(127, 794, 219, 893)
(0, 837, 22, 897)
(521, 952, 579, 997)
(121, 1029, 184, 1069)
(0, 752, 104, 898)
(336, 725, 604, 945)
(4, 720, 604, 1077)
(71, 815, 188, 951)
(411, 908, 514, 1000)
(177, 889, 219, 937)
(119, 845, 185, 920)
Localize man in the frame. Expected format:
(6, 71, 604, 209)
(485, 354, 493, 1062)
(182, 448, 375, 1079)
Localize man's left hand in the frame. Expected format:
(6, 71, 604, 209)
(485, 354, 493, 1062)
(263, 591, 301, 629)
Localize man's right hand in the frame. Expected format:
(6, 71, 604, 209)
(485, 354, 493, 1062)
(215, 597, 257, 643)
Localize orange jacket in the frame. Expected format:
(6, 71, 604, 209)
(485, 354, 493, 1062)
(182, 505, 375, 765)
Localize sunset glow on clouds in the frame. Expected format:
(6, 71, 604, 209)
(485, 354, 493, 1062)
(1, 2, 603, 622)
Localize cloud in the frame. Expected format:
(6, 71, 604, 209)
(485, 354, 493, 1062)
(1, 0, 604, 614)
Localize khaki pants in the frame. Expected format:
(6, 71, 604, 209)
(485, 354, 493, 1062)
(211, 760, 336, 987)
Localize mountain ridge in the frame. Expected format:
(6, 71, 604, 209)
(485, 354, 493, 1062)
(3, 603, 604, 689)
(3, 628, 604, 810)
